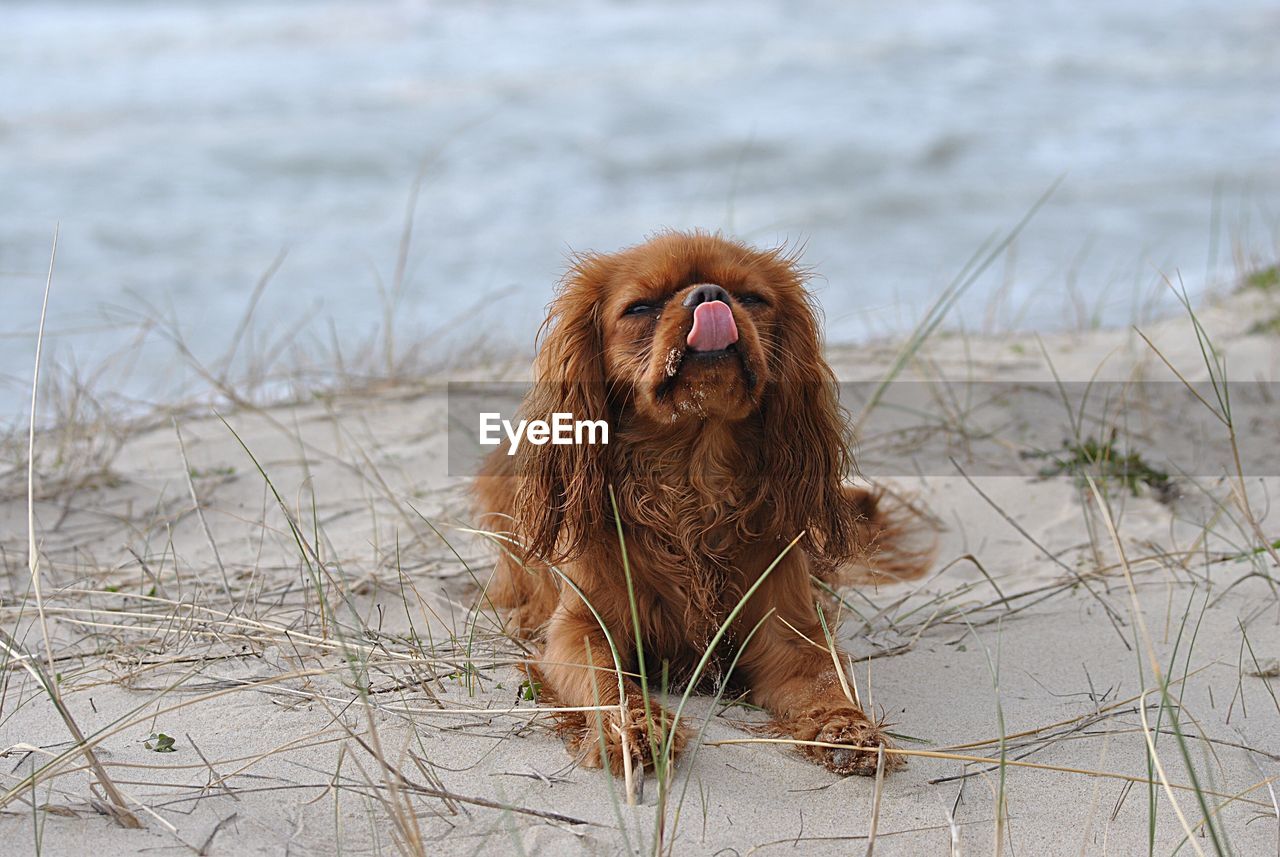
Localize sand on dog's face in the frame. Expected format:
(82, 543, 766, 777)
(1, 288, 1278, 855)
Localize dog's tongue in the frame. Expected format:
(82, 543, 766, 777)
(686, 300, 738, 352)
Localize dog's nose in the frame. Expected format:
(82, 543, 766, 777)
(682, 283, 731, 308)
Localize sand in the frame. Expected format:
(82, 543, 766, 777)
(1, 285, 1278, 856)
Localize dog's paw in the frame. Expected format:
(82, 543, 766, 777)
(791, 709, 902, 776)
(575, 698, 686, 776)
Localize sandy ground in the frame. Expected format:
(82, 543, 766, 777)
(1, 285, 1278, 856)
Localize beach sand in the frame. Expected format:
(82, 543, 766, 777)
(2, 283, 1278, 856)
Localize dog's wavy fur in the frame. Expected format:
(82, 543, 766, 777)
(474, 231, 931, 776)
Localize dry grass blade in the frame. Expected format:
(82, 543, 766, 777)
(1240, 745, 1280, 857)
(940, 662, 1215, 754)
(20, 225, 143, 829)
(27, 227, 58, 688)
(173, 417, 234, 603)
(864, 746, 887, 857)
(855, 175, 1063, 431)
(216, 247, 288, 383)
(608, 485, 644, 809)
(1084, 476, 1211, 857)
(703, 737, 1277, 809)
(0, 631, 146, 828)
(952, 458, 1131, 647)
(815, 600, 858, 708)
(1133, 298, 1280, 572)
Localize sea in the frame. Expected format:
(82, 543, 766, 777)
(2, 0, 1278, 420)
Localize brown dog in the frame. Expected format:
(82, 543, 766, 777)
(474, 231, 928, 776)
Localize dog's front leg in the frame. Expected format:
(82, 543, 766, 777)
(738, 554, 901, 776)
(539, 593, 684, 774)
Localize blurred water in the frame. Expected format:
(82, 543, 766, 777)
(2, 0, 1278, 419)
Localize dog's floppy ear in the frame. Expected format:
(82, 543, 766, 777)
(758, 283, 860, 570)
(512, 254, 613, 563)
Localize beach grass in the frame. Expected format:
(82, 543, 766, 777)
(1, 228, 1277, 855)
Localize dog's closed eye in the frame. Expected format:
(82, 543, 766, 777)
(622, 300, 662, 317)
